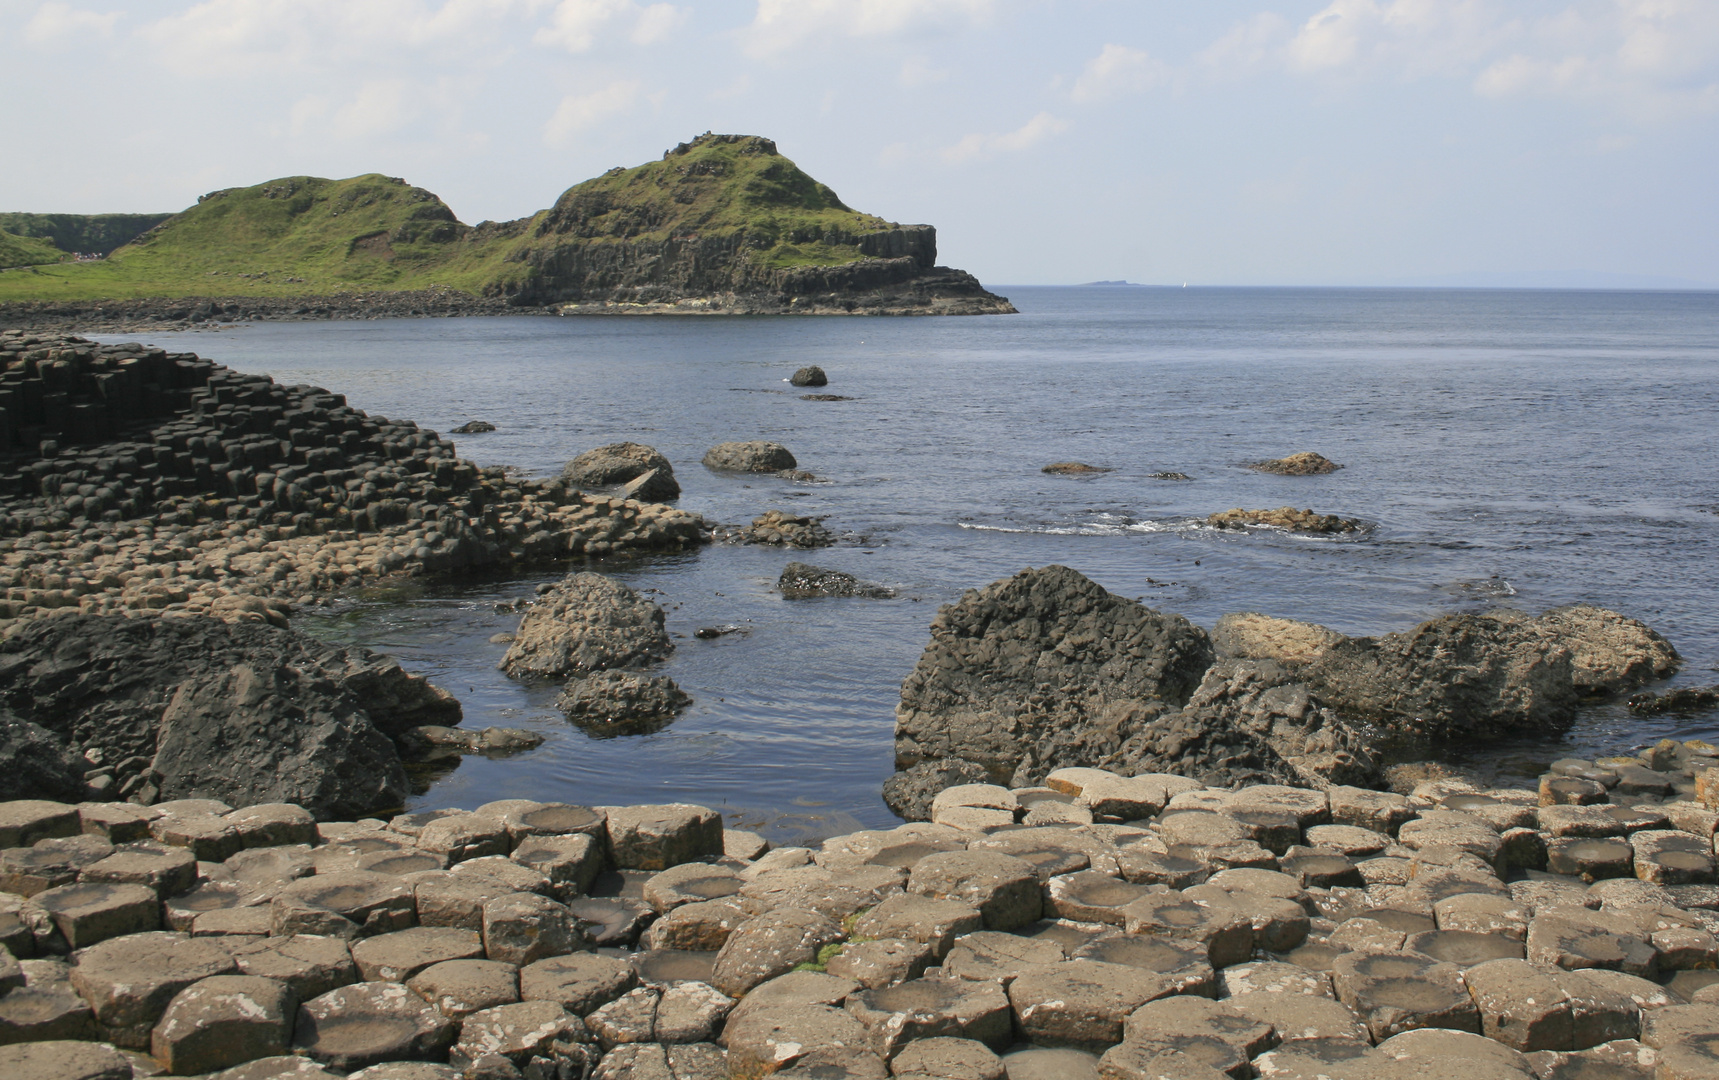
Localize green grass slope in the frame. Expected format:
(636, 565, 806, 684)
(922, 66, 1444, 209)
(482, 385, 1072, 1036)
(0, 230, 67, 269)
(0, 135, 930, 304)
(0, 212, 174, 257)
(529, 133, 897, 271)
(0, 174, 531, 302)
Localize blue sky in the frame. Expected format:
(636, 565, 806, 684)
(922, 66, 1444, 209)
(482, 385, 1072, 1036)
(5, 0, 1717, 286)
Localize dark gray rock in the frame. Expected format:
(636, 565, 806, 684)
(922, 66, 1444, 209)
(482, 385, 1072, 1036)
(500, 573, 671, 681)
(789, 366, 828, 387)
(0, 614, 458, 818)
(451, 421, 497, 434)
(0, 710, 87, 802)
(1099, 660, 1381, 790)
(894, 565, 1212, 784)
(556, 670, 691, 735)
(778, 562, 893, 599)
(153, 663, 409, 820)
(1306, 611, 1579, 738)
(881, 759, 990, 822)
(563, 443, 679, 502)
(702, 441, 797, 473)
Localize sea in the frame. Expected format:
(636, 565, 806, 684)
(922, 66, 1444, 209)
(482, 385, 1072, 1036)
(98, 286, 1719, 844)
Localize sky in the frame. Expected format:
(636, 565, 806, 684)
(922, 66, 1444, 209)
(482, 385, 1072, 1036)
(4, 0, 1718, 287)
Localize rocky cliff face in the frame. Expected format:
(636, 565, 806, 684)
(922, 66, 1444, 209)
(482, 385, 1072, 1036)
(498, 133, 1014, 316)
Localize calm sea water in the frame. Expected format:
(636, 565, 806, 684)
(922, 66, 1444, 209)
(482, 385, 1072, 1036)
(101, 287, 1719, 843)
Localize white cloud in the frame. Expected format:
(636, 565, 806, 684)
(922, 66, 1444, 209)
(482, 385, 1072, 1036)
(1071, 44, 1168, 103)
(631, 2, 682, 44)
(543, 79, 642, 145)
(900, 55, 950, 87)
(332, 80, 421, 140)
(942, 110, 1066, 163)
(1191, 0, 1719, 122)
(25, 2, 121, 43)
(534, 0, 682, 51)
(747, 0, 995, 57)
(535, 0, 627, 51)
(138, 0, 539, 72)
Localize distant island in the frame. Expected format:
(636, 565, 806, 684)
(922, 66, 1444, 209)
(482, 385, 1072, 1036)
(1081, 280, 1149, 287)
(0, 133, 1014, 328)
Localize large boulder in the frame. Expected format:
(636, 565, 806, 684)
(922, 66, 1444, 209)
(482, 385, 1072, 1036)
(1304, 612, 1578, 739)
(894, 566, 1213, 785)
(0, 614, 458, 818)
(152, 663, 409, 820)
(1529, 605, 1680, 694)
(556, 670, 691, 735)
(702, 441, 797, 473)
(0, 710, 88, 802)
(500, 573, 672, 681)
(1099, 660, 1381, 790)
(563, 443, 679, 502)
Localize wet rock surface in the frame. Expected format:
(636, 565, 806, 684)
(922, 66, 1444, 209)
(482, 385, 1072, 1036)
(776, 561, 893, 599)
(1, 772, 1719, 1075)
(1250, 451, 1344, 475)
(1208, 506, 1365, 533)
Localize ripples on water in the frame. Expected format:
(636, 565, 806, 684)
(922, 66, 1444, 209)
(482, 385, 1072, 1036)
(101, 287, 1719, 842)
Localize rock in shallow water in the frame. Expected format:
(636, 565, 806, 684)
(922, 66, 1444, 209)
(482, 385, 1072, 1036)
(701, 441, 797, 473)
(562, 443, 680, 502)
(1250, 451, 1344, 475)
(500, 573, 671, 681)
(777, 562, 893, 599)
(556, 670, 691, 735)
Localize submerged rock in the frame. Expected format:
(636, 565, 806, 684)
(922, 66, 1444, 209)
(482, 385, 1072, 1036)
(726, 510, 834, 548)
(556, 670, 691, 735)
(1041, 463, 1112, 475)
(1251, 451, 1343, 475)
(702, 441, 797, 473)
(500, 573, 672, 681)
(1628, 686, 1719, 716)
(777, 562, 893, 599)
(789, 366, 828, 387)
(894, 565, 1212, 780)
(563, 443, 680, 502)
(1208, 507, 1364, 533)
(451, 421, 497, 434)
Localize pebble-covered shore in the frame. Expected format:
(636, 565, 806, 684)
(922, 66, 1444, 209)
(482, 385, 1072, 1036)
(0, 330, 708, 632)
(4, 749, 1719, 1080)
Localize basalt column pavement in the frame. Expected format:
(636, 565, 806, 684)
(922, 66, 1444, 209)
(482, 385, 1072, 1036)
(0, 330, 708, 631)
(4, 754, 1719, 1079)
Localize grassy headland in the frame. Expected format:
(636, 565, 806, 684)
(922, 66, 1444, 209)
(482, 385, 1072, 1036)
(0, 135, 945, 306)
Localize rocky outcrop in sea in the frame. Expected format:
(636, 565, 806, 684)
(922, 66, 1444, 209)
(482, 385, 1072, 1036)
(893, 566, 1685, 797)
